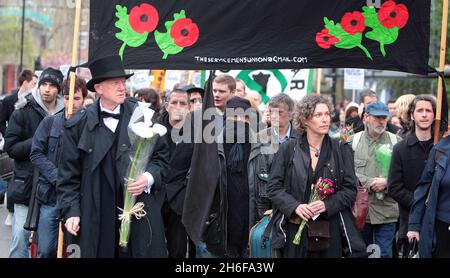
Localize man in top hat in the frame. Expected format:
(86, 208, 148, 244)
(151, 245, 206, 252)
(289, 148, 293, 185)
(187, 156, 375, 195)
(57, 55, 169, 258)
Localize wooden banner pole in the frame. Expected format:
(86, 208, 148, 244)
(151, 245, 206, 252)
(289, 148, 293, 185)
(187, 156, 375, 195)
(434, 0, 448, 144)
(67, 0, 82, 118)
(316, 68, 322, 95)
(57, 0, 82, 259)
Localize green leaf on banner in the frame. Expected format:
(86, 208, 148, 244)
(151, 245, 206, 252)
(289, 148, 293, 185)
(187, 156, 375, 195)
(362, 6, 399, 57)
(324, 17, 372, 60)
(115, 5, 149, 59)
(154, 10, 186, 59)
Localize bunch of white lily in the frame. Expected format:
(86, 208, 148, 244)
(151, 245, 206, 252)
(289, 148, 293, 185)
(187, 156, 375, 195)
(118, 102, 167, 248)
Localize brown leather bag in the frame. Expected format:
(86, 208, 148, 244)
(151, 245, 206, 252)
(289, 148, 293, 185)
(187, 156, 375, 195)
(352, 182, 369, 230)
(307, 220, 330, 252)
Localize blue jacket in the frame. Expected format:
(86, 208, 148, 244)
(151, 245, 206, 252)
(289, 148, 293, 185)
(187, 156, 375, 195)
(409, 136, 450, 258)
(30, 111, 65, 205)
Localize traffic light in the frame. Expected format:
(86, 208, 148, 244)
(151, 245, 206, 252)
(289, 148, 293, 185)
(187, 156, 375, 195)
(151, 70, 166, 91)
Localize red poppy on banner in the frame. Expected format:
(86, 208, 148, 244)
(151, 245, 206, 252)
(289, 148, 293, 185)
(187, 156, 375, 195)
(89, 0, 430, 74)
(378, 1, 409, 29)
(341, 12, 366, 35)
(171, 18, 199, 48)
(128, 3, 159, 34)
(315, 29, 340, 49)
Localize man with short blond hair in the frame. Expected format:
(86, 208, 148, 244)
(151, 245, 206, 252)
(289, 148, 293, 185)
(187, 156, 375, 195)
(213, 74, 236, 113)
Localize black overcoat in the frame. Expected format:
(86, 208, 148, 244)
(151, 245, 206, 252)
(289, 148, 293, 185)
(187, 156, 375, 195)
(57, 98, 169, 258)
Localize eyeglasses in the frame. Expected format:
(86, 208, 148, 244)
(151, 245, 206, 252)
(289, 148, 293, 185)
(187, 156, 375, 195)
(190, 98, 202, 104)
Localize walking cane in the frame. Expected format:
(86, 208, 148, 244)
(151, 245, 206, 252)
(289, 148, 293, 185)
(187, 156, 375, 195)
(57, 222, 64, 258)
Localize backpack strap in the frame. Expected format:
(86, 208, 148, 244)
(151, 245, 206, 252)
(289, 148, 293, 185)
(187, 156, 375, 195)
(425, 150, 444, 205)
(284, 138, 297, 187)
(352, 131, 363, 152)
(262, 214, 276, 248)
(334, 139, 346, 186)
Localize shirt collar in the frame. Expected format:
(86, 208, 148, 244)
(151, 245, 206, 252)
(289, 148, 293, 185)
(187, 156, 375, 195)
(407, 133, 419, 146)
(274, 123, 291, 144)
(99, 100, 120, 114)
(407, 133, 433, 147)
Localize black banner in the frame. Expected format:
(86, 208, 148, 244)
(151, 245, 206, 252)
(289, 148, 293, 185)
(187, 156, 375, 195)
(89, 0, 430, 74)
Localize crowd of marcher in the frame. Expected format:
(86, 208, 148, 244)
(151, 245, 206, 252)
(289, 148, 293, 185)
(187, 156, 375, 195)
(0, 55, 448, 258)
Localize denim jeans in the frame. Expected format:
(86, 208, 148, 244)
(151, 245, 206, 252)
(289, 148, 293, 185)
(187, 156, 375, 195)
(37, 204, 59, 258)
(0, 178, 6, 204)
(0, 178, 6, 195)
(9, 204, 30, 258)
(196, 241, 220, 258)
(361, 223, 397, 258)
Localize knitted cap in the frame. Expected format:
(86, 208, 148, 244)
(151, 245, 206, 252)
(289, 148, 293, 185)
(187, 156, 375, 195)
(38, 67, 64, 93)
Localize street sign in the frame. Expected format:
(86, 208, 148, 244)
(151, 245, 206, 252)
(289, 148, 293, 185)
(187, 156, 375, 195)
(344, 68, 365, 90)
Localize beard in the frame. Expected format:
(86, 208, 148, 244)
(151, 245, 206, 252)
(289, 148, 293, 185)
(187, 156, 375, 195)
(366, 121, 385, 135)
(415, 121, 433, 131)
(373, 126, 385, 134)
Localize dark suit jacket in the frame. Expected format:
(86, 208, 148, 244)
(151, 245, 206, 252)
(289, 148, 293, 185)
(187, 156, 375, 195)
(159, 111, 193, 215)
(388, 133, 433, 238)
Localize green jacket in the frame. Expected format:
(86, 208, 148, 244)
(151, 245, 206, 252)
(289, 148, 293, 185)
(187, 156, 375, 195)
(349, 130, 400, 225)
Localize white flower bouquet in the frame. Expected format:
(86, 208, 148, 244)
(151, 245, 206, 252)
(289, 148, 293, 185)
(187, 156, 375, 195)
(118, 102, 167, 248)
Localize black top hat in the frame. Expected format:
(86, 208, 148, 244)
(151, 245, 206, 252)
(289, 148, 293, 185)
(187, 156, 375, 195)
(86, 55, 134, 92)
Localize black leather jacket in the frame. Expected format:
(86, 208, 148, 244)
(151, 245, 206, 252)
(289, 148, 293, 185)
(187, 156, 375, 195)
(248, 127, 299, 228)
(267, 136, 367, 257)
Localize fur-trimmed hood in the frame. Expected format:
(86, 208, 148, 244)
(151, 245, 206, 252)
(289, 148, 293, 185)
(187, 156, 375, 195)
(14, 87, 64, 115)
(13, 91, 31, 110)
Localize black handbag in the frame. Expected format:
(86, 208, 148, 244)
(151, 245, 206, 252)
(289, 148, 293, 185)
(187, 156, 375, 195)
(407, 238, 419, 258)
(307, 220, 330, 252)
(7, 175, 32, 204)
(24, 169, 41, 231)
